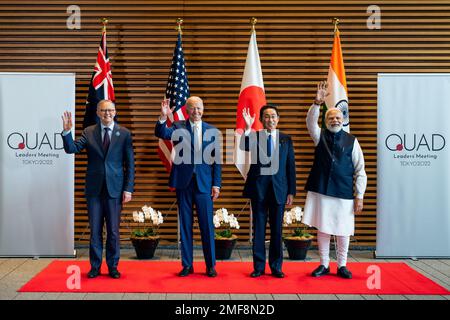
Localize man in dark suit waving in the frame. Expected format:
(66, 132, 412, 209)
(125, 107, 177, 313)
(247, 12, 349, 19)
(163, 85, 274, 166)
(155, 96, 221, 277)
(61, 100, 134, 279)
(241, 104, 296, 278)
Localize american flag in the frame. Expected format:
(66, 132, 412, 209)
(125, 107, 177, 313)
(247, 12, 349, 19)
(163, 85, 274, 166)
(157, 32, 190, 172)
(83, 30, 115, 129)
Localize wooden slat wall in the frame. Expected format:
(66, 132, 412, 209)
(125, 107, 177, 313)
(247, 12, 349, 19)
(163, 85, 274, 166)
(1, 0, 450, 248)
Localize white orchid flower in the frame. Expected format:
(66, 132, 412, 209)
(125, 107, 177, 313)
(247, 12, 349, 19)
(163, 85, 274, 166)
(132, 211, 139, 222)
(293, 206, 303, 221)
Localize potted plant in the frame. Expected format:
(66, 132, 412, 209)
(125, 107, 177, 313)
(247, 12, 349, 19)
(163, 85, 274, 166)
(131, 205, 164, 259)
(213, 208, 240, 259)
(283, 206, 314, 260)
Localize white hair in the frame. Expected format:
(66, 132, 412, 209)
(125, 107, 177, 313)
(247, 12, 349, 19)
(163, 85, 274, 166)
(186, 96, 203, 109)
(325, 107, 343, 119)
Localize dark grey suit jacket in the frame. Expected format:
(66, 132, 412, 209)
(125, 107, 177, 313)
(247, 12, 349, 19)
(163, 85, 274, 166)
(62, 123, 135, 198)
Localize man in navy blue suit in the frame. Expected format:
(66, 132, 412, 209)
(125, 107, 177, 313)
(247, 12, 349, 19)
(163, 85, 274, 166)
(61, 100, 135, 279)
(241, 104, 296, 278)
(155, 96, 221, 277)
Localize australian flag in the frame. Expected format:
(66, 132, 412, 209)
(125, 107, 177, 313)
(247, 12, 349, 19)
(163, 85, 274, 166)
(157, 32, 190, 172)
(83, 30, 115, 129)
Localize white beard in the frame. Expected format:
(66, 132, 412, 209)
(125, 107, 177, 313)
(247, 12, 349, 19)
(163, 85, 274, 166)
(326, 123, 343, 133)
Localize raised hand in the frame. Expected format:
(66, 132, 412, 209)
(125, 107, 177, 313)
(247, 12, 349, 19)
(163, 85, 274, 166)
(160, 97, 174, 121)
(242, 107, 256, 130)
(62, 111, 73, 132)
(314, 81, 330, 105)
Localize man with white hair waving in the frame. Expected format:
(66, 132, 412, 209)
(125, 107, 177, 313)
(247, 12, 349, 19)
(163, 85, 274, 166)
(303, 81, 367, 279)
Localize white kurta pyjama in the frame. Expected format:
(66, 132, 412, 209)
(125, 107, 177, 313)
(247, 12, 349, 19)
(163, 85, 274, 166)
(302, 104, 367, 237)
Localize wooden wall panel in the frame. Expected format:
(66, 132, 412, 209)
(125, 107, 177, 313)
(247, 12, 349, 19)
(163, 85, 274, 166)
(1, 0, 449, 248)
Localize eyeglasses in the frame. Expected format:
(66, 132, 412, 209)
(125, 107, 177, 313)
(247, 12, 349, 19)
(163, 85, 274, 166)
(99, 109, 116, 113)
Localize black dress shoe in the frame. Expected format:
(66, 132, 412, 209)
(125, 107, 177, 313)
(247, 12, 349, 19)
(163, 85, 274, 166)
(108, 268, 121, 279)
(271, 270, 285, 278)
(311, 265, 330, 277)
(206, 268, 217, 277)
(178, 266, 194, 277)
(337, 266, 352, 279)
(250, 270, 265, 278)
(87, 268, 100, 278)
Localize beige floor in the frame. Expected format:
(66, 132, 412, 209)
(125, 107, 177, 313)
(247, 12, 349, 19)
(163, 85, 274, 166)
(1, 247, 449, 300)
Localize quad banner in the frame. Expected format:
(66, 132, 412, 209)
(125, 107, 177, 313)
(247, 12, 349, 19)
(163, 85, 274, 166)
(377, 73, 450, 258)
(0, 73, 75, 256)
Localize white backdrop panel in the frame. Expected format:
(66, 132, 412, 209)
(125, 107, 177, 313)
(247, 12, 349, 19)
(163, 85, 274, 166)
(377, 73, 450, 258)
(0, 73, 75, 256)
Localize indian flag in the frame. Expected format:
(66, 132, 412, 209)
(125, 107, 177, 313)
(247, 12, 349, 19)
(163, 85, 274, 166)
(234, 28, 266, 179)
(323, 28, 350, 132)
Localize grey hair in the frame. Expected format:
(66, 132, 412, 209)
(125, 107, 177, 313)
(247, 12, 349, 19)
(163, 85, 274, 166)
(97, 100, 116, 109)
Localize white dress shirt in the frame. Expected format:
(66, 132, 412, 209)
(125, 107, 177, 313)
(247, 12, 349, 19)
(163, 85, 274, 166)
(100, 122, 115, 141)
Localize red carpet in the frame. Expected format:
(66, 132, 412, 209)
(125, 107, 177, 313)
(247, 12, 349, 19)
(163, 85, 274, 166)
(19, 261, 449, 295)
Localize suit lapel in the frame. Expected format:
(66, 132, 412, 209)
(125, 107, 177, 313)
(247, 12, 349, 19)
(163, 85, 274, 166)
(276, 131, 283, 154)
(279, 132, 291, 158)
(186, 120, 192, 133)
(93, 124, 104, 158)
(201, 122, 207, 150)
(185, 121, 194, 148)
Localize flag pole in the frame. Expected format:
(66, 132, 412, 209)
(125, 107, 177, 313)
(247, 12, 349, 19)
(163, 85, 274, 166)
(332, 17, 339, 33)
(176, 18, 183, 35)
(332, 17, 340, 258)
(320, 18, 340, 128)
(78, 18, 109, 241)
(250, 17, 257, 31)
(248, 17, 257, 245)
(101, 17, 108, 32)
(175, 17, 183, 258)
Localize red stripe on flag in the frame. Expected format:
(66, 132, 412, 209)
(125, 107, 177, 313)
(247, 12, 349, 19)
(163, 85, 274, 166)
(157, 105, 188, 173)
(236, 85, 266, 132)
(158, 141, 172, 172)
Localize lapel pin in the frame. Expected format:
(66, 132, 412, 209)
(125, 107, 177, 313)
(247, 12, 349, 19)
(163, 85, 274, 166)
(115, 131, 120, 137)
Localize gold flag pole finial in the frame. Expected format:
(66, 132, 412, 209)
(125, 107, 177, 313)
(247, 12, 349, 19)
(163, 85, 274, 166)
(250, 17, 257, 31)
(101, 18, 108, 32)
(332, 18, 339, 33)
(176, 18, 183, 35)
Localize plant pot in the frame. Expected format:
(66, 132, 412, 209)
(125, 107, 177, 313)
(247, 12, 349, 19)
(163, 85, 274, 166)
(131, 236, 160, 259)
(284, 238, 312, 260)
(215, 235, 237, 260)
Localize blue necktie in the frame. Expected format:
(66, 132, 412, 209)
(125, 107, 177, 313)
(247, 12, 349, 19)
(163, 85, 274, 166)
(267, 133, 272, 157)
